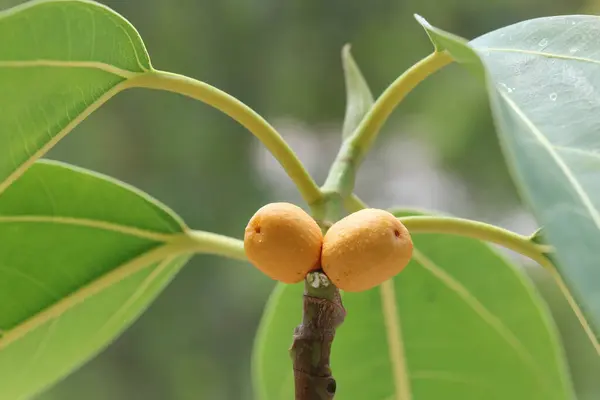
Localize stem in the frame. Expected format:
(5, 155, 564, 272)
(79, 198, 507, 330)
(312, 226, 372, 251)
(290, 272, 346, 400)
(128, 70, 322, 206)
(345, 195, 551, 261)
(321, 51, 453, 198)
(348, 51, 453, 153)
(344, 193, 368, 213)
(311, 192, 346, 232)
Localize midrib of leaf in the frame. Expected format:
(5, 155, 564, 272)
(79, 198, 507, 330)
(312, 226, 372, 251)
(544, 263, 600, 355)
(495, 90, 600, 228)
(379, 280, 411, 400)
(0, 215, 180, 242)
(0, 240, 191, 351)
(412, 249, 552, 396)
(480, 47, 600, 66)
(0, 60, 139, 79)
(0, 77, 143, 196)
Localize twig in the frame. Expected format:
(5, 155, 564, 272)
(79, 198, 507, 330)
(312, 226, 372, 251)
(290, 272, 346, 399)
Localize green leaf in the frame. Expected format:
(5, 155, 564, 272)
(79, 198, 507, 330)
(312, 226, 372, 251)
(252, 210, 573, 400)
(0, 160, 193, 399)
(524, 264, 600, 400)
(341, 44, 374, 139)
(415, 15, 600, 341)
(0, 0, 151, 195)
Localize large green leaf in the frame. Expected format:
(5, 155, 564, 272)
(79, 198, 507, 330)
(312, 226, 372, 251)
(0, 0, 151, 195)
(0, 160, 195, 399)
(524, 264, 600, 400)
(415, 15, 600, 341)
(252, 210, 572, 400)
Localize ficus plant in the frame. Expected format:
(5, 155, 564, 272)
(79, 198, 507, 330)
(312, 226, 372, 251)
(1, 0, 599, 399)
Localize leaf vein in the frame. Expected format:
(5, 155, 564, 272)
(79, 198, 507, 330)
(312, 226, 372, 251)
(553, 144, 600, 161)
(0, 241, 190, 351)
(379, 280, 412, 400)
(0, 215, 177, 242)
(0, 265, 61, 299)
(412, 249, 550, 394)
(497, 90, 600, 229)
(479, 47, 600, 66)
(94, 256, 176, 341)
(0, 60, 138, 79)
(0, 79, 134, 196)
(98, 5, 148, 72)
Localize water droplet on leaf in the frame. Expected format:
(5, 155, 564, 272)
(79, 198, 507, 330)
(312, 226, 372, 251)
(498, 82, 514, 93)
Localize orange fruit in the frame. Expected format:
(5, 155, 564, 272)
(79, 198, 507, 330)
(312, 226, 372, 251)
(322, 208, 413, 292)
(244, 202, 323, 283)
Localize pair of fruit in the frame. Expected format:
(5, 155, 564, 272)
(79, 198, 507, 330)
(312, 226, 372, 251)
(243, 202, 413, 292)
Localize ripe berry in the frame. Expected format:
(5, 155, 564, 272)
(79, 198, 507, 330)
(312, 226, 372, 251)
(244, 202, 323, 283)
(322, 208, 413, 292)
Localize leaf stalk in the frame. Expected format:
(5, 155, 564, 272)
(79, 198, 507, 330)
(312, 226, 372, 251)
(128, 70, 322, 206)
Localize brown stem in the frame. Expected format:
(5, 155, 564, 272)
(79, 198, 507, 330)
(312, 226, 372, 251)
(290, 271, 346, 400)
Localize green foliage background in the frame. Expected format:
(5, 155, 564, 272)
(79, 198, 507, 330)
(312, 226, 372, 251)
(0, 0, 595, 398)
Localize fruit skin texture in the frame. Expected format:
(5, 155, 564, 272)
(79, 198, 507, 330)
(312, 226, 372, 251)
(244, 202, 323, 284)
(322, 208, 413, 292)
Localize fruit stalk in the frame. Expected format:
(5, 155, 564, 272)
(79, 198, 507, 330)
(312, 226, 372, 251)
(290, 272, 346, 400)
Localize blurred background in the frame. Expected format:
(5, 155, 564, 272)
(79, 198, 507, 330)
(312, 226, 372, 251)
(0, 0, 596, 398)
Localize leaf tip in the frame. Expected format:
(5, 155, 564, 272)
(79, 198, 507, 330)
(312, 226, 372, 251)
(342, 42, 352, 57)
(414, 14, 442, 52)
(341, 43, 354, 70)
(414, 14, 431, 29)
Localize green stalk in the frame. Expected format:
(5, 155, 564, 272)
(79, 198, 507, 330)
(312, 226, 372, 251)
(182, 230, 246, 261)
(398, 216, 552, 261)
(346, 193, 551, 265)
(321, 51, 453, 198)
(128, 70, 322, 206)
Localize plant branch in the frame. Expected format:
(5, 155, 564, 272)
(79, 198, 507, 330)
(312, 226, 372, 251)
(346, 195, 552, 260)
(290, 272, 346, 400)
(128, 70, 322, 206)
(321, 51, 453, 198)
